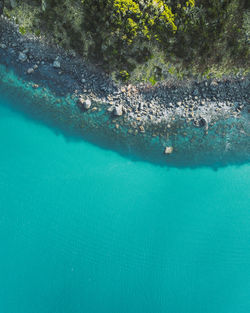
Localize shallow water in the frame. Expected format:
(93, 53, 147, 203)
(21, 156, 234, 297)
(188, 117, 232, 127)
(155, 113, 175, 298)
(0, 93, 250, 313)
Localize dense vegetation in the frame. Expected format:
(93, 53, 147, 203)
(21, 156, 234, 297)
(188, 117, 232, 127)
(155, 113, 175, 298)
(2, 0, 250, 82)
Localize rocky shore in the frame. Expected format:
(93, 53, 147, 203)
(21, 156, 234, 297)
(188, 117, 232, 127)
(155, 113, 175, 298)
(0, 16, 249, 166)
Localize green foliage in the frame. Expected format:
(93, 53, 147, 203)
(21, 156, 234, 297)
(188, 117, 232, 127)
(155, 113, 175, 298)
(34, 29, 41, 36)
(5, 0, 249, 80)
(80, 0, 197, 72)
(3, 8, 11, 19)
(19, 26, 26, 35)
(118, 70, 130, 81)
(149, 76, 157, 85)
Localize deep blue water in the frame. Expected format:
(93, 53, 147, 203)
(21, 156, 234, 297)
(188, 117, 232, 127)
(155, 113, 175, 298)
(0, 92, 250, 313)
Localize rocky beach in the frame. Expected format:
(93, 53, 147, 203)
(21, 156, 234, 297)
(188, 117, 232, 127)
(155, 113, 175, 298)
(0, 16, 249, 166)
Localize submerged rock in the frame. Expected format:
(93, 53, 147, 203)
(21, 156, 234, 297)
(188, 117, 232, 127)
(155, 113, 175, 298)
(27, 68, 34, 74)
(53, 60, 61, 68)
(164, 146, 173, 154)
(18, 52, 27, 62)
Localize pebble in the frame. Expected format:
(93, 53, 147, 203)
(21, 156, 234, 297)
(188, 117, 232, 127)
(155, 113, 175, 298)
(139, 125, 145, 132)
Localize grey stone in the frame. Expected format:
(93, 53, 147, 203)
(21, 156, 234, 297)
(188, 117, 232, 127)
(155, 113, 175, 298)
(53, 60, 61, 68)
(18, 52, 27, 62)
(0, 43, 7, 49)
(27, 68, 34, 74)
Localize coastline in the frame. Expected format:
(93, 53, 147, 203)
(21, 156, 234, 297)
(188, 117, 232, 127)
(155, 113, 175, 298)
(0, 16, 249, 166)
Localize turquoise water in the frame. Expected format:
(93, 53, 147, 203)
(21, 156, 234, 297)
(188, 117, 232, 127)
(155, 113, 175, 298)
(0, 94, 250, 313)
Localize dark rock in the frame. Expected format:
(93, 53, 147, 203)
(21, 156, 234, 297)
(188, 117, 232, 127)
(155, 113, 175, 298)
(0, 1, 4, 15)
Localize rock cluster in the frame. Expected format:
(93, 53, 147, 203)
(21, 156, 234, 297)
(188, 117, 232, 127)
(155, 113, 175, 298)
(0, 16, 249, 161)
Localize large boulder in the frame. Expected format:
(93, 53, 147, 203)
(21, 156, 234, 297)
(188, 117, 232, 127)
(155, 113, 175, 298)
(113, 105, 123, 117)
(83, 99, 91, 110)
(79, 97, 91, 110)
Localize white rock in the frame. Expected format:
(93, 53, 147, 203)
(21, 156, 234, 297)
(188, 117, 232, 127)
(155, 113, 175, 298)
(53, 60, 61, 68)
(113, 105, 123, 116)
(33, 64, 38, 70)
(18, 52, 27, 62)
(0, 43, 7, 49)
(27, 68, 34, 74)
(84, 99, 92, 109)
(81, 79, 86, 84)
(164, 146, 173, 154)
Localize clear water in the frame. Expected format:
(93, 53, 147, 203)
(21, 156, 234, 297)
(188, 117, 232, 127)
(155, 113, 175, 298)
(0, 94, 250, 313)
